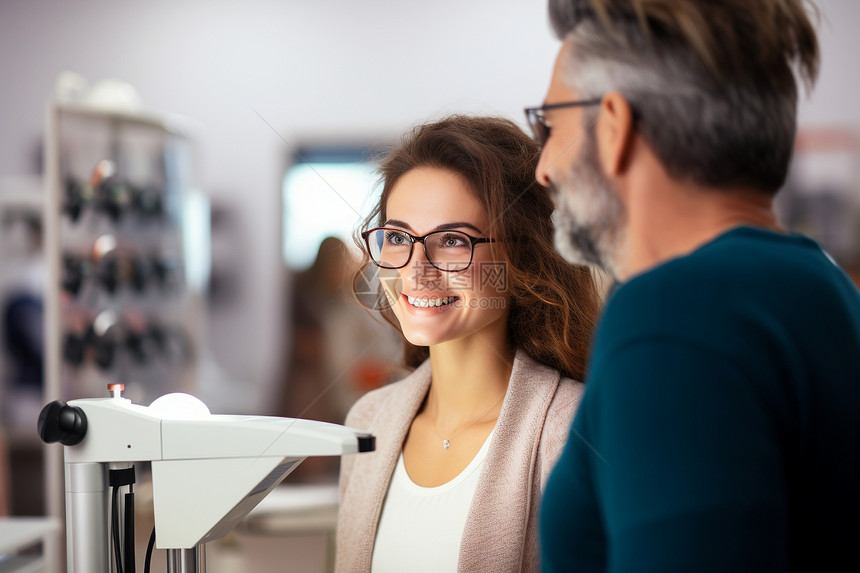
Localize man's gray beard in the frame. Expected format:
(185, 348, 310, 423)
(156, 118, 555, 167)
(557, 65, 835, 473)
(550, 131, 625, 279)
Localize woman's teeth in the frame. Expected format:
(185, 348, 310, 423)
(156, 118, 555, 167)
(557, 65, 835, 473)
(406, 295, 455, 308)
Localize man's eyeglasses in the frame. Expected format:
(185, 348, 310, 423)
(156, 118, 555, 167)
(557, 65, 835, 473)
(361, 227, 495, 272)
(524, 98, 603, 146)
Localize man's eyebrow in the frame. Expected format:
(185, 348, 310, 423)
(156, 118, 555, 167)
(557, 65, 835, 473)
(383, 220, 486, 235)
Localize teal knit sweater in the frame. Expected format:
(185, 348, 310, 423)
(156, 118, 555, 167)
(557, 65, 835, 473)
(540, 227, 860, 572)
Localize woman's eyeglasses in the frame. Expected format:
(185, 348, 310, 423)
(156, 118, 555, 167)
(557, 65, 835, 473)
(361, 227, 495, 272)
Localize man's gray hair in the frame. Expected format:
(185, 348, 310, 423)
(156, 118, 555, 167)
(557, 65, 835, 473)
(548, 0, 820, 195)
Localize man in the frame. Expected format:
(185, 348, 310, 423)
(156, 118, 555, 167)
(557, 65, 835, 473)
(529, 1, 860, 571)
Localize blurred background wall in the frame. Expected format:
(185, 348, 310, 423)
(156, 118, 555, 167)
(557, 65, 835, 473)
(0, 0, 567, 414)
(2, 0, 859, 413)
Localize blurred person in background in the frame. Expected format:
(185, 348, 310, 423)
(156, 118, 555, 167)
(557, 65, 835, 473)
(0, 427, 8, 516)
(336, 115, 603, 572)
(280, 236, 401, 483)
(530, 1, 860, 571)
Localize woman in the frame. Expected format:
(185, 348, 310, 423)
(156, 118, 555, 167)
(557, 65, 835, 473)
(337, 116, 602, 572)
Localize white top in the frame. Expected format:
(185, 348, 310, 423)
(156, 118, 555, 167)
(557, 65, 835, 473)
(370, 430, 496, 573)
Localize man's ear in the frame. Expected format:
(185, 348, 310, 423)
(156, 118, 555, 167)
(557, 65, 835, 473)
(596, 92, 635, 176)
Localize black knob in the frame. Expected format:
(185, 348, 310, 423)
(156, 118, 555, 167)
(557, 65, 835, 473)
(38, 400, 87, 446)
(151, 256, 177, 291)
(129, 257, 150, 293)
(62, 255, 88, 297)
(96, 177, 126, 223)
(62, 332, 86, 367)
(126, 330, 157, 365)
(63, 178, 85, 222)
(132, 186, 164, 221)
(93, 336, 116, 371)
(98, 257, 121, 294)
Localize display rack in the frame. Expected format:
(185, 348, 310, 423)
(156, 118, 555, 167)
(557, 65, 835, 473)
(42, 100, 207, 572)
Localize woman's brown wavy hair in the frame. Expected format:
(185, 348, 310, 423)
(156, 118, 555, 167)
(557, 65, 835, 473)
(354, 115, 602, 381)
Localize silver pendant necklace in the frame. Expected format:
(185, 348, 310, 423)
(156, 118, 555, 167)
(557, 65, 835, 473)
(432, 391, 506, 450)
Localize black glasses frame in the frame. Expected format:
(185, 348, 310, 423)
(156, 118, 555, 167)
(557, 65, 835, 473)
(361, 227, 495, 272)
(524, 98, 603, 146)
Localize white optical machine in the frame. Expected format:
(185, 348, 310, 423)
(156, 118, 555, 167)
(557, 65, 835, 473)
(38, 384, 374, 573)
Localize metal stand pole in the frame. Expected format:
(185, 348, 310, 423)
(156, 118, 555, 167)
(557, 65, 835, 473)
(166, 545, 206, 573)
(65, 462, 109, 573)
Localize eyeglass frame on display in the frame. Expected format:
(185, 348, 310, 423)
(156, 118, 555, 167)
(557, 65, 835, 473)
(360, 227, 496, 273)
(524, 98, 603, 146)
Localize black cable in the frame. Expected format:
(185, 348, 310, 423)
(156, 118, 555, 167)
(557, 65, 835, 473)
(144, 526, 156, 573)
(111, 485, 124, 573)
(124, 490, 136, 573)
(108, 465, 136, 573)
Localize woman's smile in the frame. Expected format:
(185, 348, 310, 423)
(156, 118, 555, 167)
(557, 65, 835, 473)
(404, 294, 459, 308)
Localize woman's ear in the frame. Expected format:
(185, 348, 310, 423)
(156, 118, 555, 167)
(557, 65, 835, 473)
(595, 92, 635, 176)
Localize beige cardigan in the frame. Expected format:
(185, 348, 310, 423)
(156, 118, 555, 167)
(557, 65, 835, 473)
(336, 350, 583, 572)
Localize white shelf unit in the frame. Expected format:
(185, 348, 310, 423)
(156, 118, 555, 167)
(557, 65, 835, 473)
(42, 101, 207, 572)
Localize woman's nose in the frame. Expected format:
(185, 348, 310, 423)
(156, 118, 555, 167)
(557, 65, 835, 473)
(407, 244, 440, 284)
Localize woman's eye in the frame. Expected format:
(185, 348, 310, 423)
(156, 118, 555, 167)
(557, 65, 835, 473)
(440, 234, 467, 248)
(385, 231, 409, 245)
